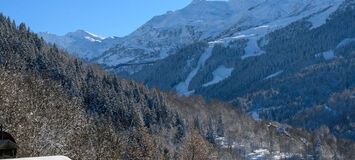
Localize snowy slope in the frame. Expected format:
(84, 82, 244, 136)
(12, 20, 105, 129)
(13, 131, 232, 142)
(209, 0, 344, 59)
(202, 65, 234, 87)
(95, 0, 236, 72)
(97, 0, 344, 74)
(170, 0, 344, 93)
(175, 45, 213, 95)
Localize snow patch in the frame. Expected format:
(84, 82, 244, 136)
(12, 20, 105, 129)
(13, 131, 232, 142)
(248, 149, 270, 160)
(250, 110, 260, 121)
(215, 136, 240, 149)
(273, 151, 299, 160)
(322, 50, 335, 60)
(336, 38, 355, 49)
(208, 40, 225, 45)
(243, 36, 266, 59)
(208, 34, 256, 46)
(85, 36, 102, 42)
(264, 70, 284, 80)
(175, 47, 213, 96)
(216, 137, 302, 159)
(248, 148, 300, 160)
(203, 65, 234, 87)
(83, 30, 105, 40)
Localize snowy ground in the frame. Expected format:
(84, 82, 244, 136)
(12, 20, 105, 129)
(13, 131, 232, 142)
(216, 136, 302, 160)
(8, 156, 71, 160)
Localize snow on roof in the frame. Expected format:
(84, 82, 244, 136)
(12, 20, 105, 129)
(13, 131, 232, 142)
(7, 156, 71, 160)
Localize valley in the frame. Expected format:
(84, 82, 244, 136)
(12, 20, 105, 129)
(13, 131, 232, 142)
(1, 0, 354, 159)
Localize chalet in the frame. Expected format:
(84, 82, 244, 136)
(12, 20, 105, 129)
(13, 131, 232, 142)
(0, 125, 18, 159)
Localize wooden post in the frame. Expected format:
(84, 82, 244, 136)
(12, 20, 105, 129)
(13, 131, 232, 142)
(0, 124, 3, 140)
(0, 124, 2, 158)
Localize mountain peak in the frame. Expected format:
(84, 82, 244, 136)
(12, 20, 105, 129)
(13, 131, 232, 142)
(38, 30, 121, 61)
(66, 29, 105, 41)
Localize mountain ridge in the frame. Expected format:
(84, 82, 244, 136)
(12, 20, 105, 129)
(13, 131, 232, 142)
(40, 0, 344, 75)
(38, 30, 120, 61)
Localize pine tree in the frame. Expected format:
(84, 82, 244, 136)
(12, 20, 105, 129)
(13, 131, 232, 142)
(193, 116, 202, 133)
(206, 119, 215, 144)
(216, 114, 224, 137)
(174, 113, 185, 144)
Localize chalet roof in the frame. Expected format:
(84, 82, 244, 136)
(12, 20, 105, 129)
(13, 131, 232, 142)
(0, 131, 16, 143)
(6, 156, 71, 160)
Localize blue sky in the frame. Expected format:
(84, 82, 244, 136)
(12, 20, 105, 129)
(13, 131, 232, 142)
(0, 0, 192, 37)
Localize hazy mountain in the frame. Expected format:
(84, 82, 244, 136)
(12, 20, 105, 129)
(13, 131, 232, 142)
(38, 30, 120, 61)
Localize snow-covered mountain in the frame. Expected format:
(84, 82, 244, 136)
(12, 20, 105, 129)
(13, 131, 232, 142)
(38, 30, 120, 61)
(131, 0, 348, 97)
(131, 0, 355, 140)
(95, 0, 344, 74)
(93, 1, 233, 73)
(38, 0, 344, 73)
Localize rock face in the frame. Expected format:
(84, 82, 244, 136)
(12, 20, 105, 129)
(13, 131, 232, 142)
(0, 14, 354, 159)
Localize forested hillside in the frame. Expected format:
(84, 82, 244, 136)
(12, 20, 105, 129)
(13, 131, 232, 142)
(1, 14, 354, 159)
(132, 0, 355, 141)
